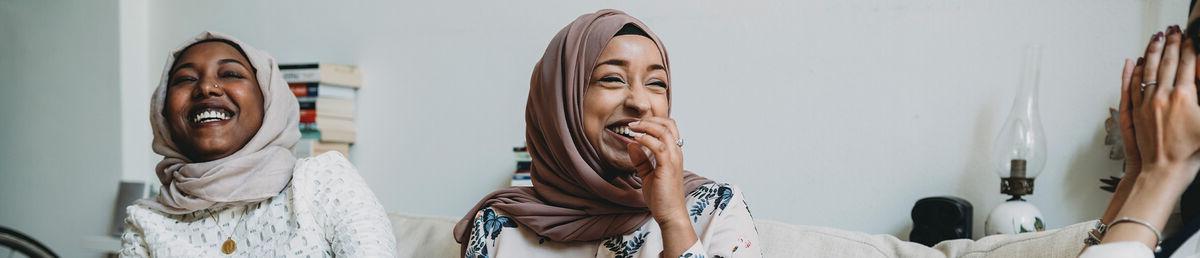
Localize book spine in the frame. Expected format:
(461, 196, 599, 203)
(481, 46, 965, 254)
(281, 68, 321, 83)
(288, 83, 320, 97)
(298, 100, 316, 110)
(299, 109, 316, 123)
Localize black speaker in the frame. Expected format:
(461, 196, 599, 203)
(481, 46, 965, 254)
(910, 196, 973, 247)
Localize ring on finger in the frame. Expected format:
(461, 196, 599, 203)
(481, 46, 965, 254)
(1141, 81, 1158, 92)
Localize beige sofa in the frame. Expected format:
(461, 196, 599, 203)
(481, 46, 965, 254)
(390, 213, 1093, 258)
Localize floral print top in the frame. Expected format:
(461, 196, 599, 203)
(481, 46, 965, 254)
(465, 182, 762, 258)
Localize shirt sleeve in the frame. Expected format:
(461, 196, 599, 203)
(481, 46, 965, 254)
(1078, 242, 1154, 258)
(118, 210, 150, 258)
(463, 207, 520, 258)
(305, 152, 398, 257)
(686, 184, 764, 258)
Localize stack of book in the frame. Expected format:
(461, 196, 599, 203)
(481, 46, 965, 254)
(281, 63, 362, 159)
(511, 146, 532, 187)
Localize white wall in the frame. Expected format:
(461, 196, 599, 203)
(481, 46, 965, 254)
(136, 0, 1196, 239)
(0, 0, 121, 257)
(1, 3, 1189, 256)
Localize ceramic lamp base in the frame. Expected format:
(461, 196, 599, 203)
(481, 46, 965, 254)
(985, 199, 1045, 235)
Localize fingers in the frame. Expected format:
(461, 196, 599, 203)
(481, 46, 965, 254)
(626, 143, 655, 177)
(629, 120, 680, 173)
(639, 117, 680, 144)
(629, 120, 677, 153)
(1133, 57, 1146, 107)
(1143, 31, 1166, 106)
(1175, 35, 1197, 102)
(1157, 26, 1183, 97)
(1122, 58, 1135, 113)
(1120, 59, 1142, 166)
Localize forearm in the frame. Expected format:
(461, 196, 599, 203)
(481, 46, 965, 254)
(1101, 167, 1188, 249)
(1101, 168, 1138, 224)
(658, 217, 698, 258)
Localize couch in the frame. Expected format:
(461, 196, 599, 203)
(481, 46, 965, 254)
(389, 213, 1093, 258)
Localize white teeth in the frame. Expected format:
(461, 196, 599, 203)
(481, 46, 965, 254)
(613, 126, 642, 138)
(192, 108, 231, 124)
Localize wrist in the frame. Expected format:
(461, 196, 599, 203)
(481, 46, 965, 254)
(655, 213, 693, 232)
(1136, 164, 1195, 193)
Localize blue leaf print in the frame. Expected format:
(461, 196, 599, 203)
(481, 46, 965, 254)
(689, 200, 708, 222)
(710, 185, 734, 215)
(603, 228, 650, 258)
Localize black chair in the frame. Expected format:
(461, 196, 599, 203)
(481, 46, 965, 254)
(0, 226, 57, 258)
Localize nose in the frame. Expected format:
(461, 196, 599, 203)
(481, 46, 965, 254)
(192, 75, 225, 99)
(622, 83, 652, 117)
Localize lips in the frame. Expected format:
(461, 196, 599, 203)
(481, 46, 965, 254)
(188, 101, 236, 127)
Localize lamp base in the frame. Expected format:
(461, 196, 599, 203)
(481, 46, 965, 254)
(985, 198, 1045, 236)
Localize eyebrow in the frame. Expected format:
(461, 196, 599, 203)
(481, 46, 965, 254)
(218, 58, 250, 69)
(172, 58, 248, 72)
(647, 63, 666, 72)
(595, 59, 627, 69)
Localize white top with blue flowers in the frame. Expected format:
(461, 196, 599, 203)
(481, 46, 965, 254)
(465, 182, 762, 258)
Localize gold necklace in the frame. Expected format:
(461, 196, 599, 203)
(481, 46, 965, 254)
(207, 208, 248, 255)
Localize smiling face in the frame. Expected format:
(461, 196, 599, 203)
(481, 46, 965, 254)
(582, 34, 670, 173)
(164, 41, 264, 162)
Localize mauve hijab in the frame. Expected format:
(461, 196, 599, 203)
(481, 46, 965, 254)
(139, 31, 301, 215)
(453, 9, 711, 247)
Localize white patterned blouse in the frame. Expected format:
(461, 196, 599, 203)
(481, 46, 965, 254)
(119, 152, 397, 257)
(465, 182, 762, 258)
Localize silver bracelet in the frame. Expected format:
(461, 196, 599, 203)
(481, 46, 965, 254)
(1109, 217, 1163, 253)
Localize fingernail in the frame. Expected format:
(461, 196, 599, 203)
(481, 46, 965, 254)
(1137, 57, 1145, 65)
(1154, 31, 1164, 41)
(1169, 25, 1181, 34)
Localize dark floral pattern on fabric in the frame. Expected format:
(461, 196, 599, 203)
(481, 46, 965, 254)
(681, 253, 706, 258)
(466, 207, 517, 258)
(602, 228, 650, 258)
(688, 183, 737, 222)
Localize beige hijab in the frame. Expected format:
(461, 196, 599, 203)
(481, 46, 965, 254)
(140, 31, 301, 215)
(454, 10, 711, 246)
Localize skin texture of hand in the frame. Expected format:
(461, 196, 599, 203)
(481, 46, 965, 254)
(1102, 59, 1140, 224)
(626, 117, 697, 258)
(1100, 25, 1200, 250)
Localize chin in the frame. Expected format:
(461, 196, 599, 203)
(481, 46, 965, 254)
(601, 152, 638, 173)
(190, 143, 237, 161)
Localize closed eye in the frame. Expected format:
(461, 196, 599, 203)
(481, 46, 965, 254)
(599, 76, 625, 83)
(647, 81, 668, 89)
(221, 71, 246, 79)
(170, 76, 197, 86)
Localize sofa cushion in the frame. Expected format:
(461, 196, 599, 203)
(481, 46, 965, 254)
(390, 212, 1093, 258)
(390, 213, 460, 258)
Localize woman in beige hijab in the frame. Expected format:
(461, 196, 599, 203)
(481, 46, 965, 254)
(119, 31, 396, 257)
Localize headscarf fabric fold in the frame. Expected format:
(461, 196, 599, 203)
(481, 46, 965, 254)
(139, 31, 301, 215)
(454, 9, 711, 247)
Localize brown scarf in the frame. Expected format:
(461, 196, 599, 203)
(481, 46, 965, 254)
(453, 9, 710, 247)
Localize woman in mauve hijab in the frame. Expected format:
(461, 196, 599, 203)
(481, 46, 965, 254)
(119, 31, 396, 257)
(455, 8, 1200, 258)
(454, 9, 760, 258)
